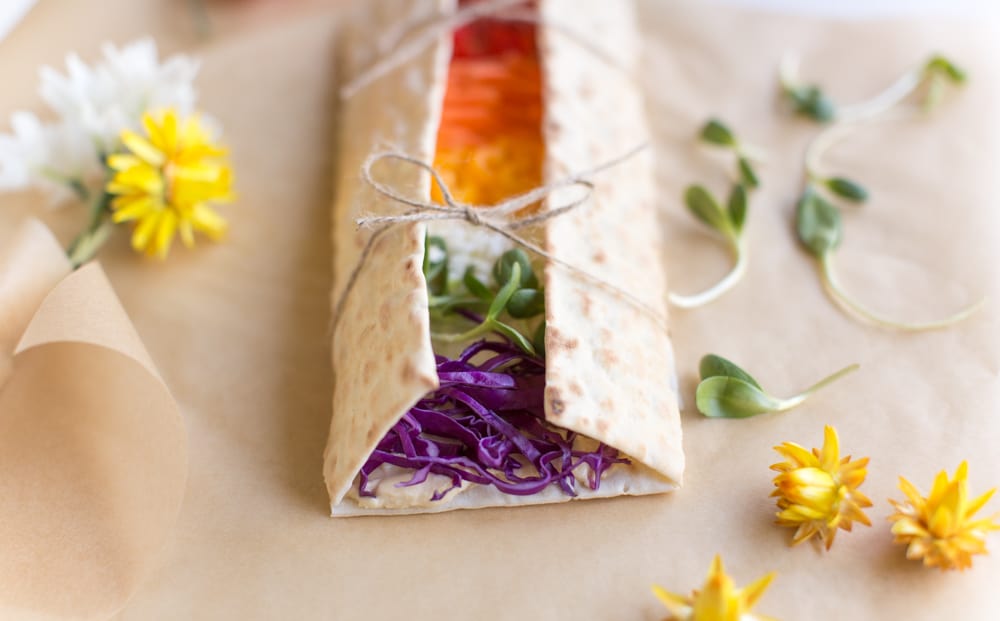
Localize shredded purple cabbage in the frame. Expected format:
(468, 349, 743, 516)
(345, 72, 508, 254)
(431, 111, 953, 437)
(359, 339, 629, 500)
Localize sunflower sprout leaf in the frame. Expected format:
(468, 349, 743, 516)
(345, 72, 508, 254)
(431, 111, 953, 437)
(925, 55, 967, 84)
(699, 354, 762, 389)
(532, 320, 546, 357)
(727, 184, 748, 233)
(507, 288, 545, 319)
(685, 185, 731, 236)
(494, 248, 538, 289)
(796, 188, 842, 258)
(463, 266, 493, 300)
(423, 235, 449, 295)
(700, 119, 737, 147)
(825, 177, 869, 203)
(738, 157, 759, 189)
(696, 376, 784, 419)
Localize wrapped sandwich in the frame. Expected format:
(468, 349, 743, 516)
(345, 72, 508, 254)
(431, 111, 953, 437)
(325, 0, 683, 515)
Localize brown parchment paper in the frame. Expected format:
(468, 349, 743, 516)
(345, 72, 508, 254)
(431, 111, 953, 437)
(0, 222, 187, 620)
(1, 1, 999, 619)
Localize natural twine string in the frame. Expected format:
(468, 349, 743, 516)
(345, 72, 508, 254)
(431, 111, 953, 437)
(340, 0, 633, 100)
(331, 143, 670, 336)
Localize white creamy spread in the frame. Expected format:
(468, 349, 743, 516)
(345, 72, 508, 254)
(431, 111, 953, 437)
(427, 220, 510, 284)
(348, 465, 469, 509)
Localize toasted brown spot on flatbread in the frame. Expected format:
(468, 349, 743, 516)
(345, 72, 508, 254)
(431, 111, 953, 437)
(547, 387, 566, 418)
(546, 326, 579, 351)
(596, 419, 610, 434)
(401, 359, 417, 382)
(569, 380, 583, 396)
(592, 249, 606, 263)
(580, 293, 593, 317)
(599, 348, 620, 367)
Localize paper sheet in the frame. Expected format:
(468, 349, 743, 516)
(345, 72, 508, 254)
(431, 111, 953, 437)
(0, 222, 186, 620)
(0, 0, 998, 619)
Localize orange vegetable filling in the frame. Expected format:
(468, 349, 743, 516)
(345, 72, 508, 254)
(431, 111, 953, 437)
(432, 11, 543, 208)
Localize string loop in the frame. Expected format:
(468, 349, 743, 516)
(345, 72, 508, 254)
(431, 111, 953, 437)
(332, 144, 669, 335)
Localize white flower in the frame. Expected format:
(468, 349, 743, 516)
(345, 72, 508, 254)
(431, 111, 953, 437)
(39, 37, 200, 154)
(0, 37, 200, 199)
(0, 112, 99, 202)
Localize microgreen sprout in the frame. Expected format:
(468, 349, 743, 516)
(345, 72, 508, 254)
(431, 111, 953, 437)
(778, 55, 836, 123)
(784, 53, 984, 330)
(779, 52, 968, 125)
(671, 118, 761, 309)
(795, 188, 984, 330)
(699, 118, 764, 189)
(669, 183, 750, 309)
(424, 238, 545, 354)
(696, 353, 859, 419)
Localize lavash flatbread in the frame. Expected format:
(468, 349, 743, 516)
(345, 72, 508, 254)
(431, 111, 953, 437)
(324, 0, 684, 516)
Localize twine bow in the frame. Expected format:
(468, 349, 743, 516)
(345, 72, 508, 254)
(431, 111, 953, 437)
(332, 143, 669, 335)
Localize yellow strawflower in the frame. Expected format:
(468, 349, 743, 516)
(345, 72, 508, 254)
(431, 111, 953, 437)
(107, 108, 232, 259)
(652, 555, 778, 621)
(770, 425, 872, 549)
(888, 461, 999, 571)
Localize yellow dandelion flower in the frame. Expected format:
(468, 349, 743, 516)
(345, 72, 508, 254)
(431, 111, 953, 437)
(770, 425, 872, 549)
(107, 108, 233, 259)
(652, 555, 778, 621)
(888, 461, 1000, 571)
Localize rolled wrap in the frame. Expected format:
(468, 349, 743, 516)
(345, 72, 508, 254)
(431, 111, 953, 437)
(325, 0, 683, 515)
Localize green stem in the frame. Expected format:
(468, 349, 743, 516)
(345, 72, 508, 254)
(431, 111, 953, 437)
(431, 319, 495, 344)
(775, 363, 860, 411)
(820, 253, 984, 331)
(189, 0, 212, 38)
(836, 66, 925, 123)
(67, 192, 114, 268)
(669, 236, 747, 309)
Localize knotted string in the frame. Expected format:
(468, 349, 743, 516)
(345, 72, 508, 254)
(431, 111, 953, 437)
(331, 143, 669, 335)
(340, 0, 633, 100)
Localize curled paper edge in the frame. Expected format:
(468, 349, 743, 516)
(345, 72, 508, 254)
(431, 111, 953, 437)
(0, 220, 187, 621)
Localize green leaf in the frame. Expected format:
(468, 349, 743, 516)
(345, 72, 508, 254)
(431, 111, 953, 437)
(825, 177, 869, 203)
(506, 288, 545, 318)
(726, 184, 748, 234)
(926, 55, 967, 83)
(493, 248, 538, 289)
(700, 119, 737, 147)
(698, 354, 762, 389)
(684, 185, 731, 236)
(493, 320, 536, 356)
(788, 85, 836, 123)
(696, 376, 785, 419)
(487, 262, 522, 319)
(796, 188, 842, 258)
(737, 157, 759, 189)
(423, 235, 449, 295)
(462, 267, 493, 301)
(532, 320, 546, 356)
